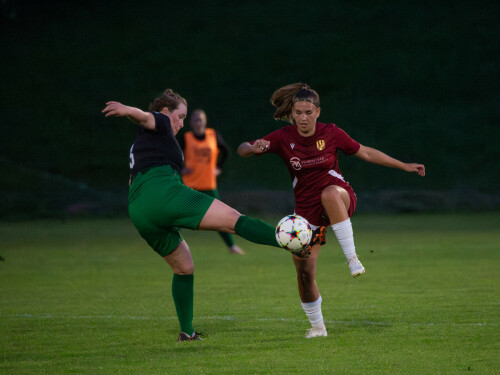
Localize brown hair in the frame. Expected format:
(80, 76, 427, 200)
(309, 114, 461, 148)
(149, 89, 187, 112)
(270, 83, 320, 123)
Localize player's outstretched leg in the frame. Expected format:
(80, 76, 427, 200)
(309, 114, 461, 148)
(234, 215, 281, 248)
(199, 199, 282, 249)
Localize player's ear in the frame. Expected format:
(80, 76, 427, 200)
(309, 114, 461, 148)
(316, 107, 321, 119)
(160, 107, 170, 115)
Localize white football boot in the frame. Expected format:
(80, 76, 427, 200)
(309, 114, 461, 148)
(305, 325, 328, 339)
(348, 255, 365, 278)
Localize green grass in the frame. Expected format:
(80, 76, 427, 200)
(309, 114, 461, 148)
(1, 213, 499, 374)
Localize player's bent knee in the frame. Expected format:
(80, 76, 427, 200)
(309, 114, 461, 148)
(176, 265, 194, 275)
(321, 186, 342, 204)
(163, 241, 195, 274)
(166, 262, 194, 275)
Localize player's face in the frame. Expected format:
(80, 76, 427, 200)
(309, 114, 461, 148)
(190, 111, 207, 136)
(292, 101, 321, 137)
(163, 103, 187, 135)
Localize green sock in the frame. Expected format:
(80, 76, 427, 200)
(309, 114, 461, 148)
(172, 273, 194, 335)
(234, 215, 281, 249)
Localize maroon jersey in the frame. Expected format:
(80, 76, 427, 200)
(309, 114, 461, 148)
(256, 122, 360, 226)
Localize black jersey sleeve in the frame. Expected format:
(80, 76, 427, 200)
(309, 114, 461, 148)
(153, 112, 172, 134)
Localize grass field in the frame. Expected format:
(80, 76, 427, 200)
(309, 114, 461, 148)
(1, 213, 499, 374)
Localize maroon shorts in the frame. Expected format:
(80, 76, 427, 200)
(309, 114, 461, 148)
(295, 186, 357, 227)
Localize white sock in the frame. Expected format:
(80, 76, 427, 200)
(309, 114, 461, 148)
(301, 296, 325, 328)
(331, 218, 357, 261)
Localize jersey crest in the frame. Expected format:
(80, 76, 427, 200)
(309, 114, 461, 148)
(316, 140, 325, 151)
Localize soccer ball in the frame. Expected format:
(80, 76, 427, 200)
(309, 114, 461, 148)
(275, 214, 312, 251)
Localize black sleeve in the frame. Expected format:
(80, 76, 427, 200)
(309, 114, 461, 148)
(215, 130, 230, 168)
(152, 112, 172, 135)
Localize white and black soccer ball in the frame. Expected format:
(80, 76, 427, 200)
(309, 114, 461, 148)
(275, 214, 312, 251)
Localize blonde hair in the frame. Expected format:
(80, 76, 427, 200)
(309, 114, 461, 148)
(270, 83, 320, 123)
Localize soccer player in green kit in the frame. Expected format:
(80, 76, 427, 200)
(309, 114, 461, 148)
(102, 89, 284, 342)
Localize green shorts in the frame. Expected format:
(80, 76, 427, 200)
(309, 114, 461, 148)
(128, 165, 215, 257)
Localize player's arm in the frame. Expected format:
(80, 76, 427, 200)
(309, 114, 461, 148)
(102, 101, 156, 130)
(354, 144, 425, 176)
(237, 139, 270, 157)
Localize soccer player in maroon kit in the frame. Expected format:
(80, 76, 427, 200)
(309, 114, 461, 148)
(238, 83, 425, 338)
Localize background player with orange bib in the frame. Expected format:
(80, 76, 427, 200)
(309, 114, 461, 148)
(180, 109, 245, 255)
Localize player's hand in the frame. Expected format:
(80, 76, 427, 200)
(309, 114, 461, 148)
(102, 101, 130, 117)
(405, 163, 425, 176)
(252, 139, 270, 154)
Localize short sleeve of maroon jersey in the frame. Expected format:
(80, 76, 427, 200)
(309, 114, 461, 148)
(249, 128, 285, 155)
(334, 125, 360, 155)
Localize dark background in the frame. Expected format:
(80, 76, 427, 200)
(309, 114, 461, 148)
(1, 0, 499, 218)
